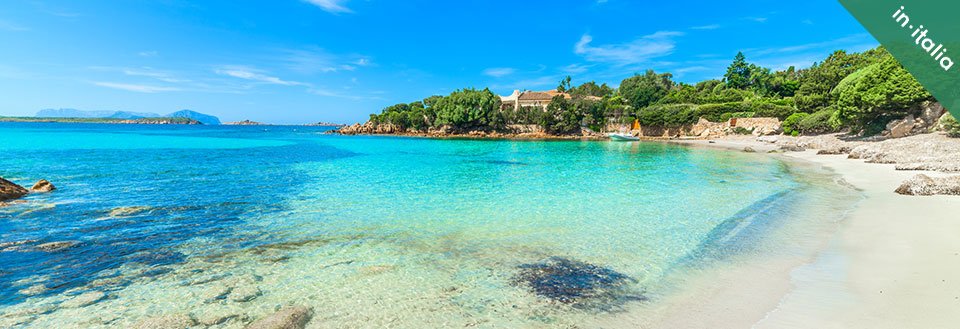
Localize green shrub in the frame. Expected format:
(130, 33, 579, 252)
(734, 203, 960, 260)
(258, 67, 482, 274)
(637, 104, 699, 127)
(696, 102, 745, 122)
(732, 127, 753, 135)
(797, 108, 838, 134)
(782, 112, 809, 135)
(719, 111, 755, 122)
(834, 56, 932, 134)
(941, 112, 960, 137)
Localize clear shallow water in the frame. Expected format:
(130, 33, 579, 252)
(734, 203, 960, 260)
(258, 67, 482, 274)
(0, 123, 858, 328)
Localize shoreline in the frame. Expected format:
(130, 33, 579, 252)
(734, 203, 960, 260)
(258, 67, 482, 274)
(649, 135, 960, 328)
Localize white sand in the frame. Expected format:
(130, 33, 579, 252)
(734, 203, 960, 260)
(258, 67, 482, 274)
(651, 137, 960, 328)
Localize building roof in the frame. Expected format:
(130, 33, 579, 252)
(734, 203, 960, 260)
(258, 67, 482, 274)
(517, 90, 572, 101)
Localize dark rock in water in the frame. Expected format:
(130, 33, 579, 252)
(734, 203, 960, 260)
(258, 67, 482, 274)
(36, 241, 79, 252)
(514, 257, 645, 311)
(743, 146, 756, 153)
(30, 179, 56, 193)
(0, 177, 29, 201)
(245, 306, 312, 329)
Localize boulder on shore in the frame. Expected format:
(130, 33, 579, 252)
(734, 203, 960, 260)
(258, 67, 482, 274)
(895, 174, 960, 196)
(30, 179, 56, 193)
(244, 306, 312, 329)
(0, 177, 29, 201)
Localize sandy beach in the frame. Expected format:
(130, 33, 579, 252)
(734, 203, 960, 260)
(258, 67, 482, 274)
(654, 134, 960, 328)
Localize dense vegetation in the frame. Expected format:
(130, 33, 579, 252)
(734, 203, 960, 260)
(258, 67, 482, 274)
(367, 46, 940, 136)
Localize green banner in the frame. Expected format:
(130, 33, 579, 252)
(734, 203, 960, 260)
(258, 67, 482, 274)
(839, 0, 960, 118)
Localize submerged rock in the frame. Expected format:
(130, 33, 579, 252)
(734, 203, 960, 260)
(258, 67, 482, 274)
(61, 291, 106, 308)
(108, 206, 154, 217)
(514, 257, 645, 311)
(244, 306, 312, 329)
(132, 314, 197, 329)
(36, 241, 79, 252)
(229, 285, 261, 303)
(895, 174, 960, 196)
(743, 146, 756, 153)
(29, 180, 56, 193)
(0, 177, 28, 202)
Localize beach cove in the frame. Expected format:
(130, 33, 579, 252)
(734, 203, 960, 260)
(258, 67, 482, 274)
(0, 122, 881, 328)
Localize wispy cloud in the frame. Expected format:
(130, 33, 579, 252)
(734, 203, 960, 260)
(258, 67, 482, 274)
(482, 67, 515, 78)
(0, 19, 29, 31)
(92, 82, 180, 93)
(574, 31, 683, 66)
(138, 51, 158, 57)
(745, 16, 768, 23)
(279, 48, 368, 74)
(749, 33, 872, 57)
(215, 65, 306, 86)
(690, 24, 720, 30)
(802, 19, 814, 25)
(562, 64, 590, 74)
(304, 0, 352, 14)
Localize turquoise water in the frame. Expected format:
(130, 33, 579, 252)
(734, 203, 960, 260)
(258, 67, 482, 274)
(0, 123, 856, 328)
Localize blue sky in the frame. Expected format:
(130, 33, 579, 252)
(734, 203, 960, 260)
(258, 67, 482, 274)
(0, 0, 878, 124)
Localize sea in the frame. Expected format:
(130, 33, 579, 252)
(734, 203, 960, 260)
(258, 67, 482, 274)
(0, 122, 860, 328)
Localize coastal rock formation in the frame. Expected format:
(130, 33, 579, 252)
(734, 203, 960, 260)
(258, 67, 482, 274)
(29, 179, 55, 193)
(895, 174, 960, 196)
(0, 178, 29, 201)
(244, 306, 313, 329)
(886, 115, 916, 138)
(514, 257, 644, 310)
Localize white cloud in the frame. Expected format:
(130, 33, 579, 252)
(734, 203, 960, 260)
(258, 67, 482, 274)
(746, 17, 768, 23)
(214, 66, 306, 86)
(574, 31, 683, 66)
(562, 64, 590, 74)
(304, 0, 352, 13)
(121, 67, 188, 83)
(280, 48, 368, 74)
(0, 20, 29, 31)
(690, 24, 720, 30)
(138, 51, 158, 57)
(482, 67, 515, 77)
(92, 82, 180, 93)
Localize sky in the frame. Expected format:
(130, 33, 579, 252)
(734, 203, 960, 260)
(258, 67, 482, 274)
(0, 0, 878, 124)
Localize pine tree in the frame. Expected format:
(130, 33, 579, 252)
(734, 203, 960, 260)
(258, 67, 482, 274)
(724, 52, 751, 89)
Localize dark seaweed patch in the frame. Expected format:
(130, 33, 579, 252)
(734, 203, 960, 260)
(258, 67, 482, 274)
(514, 257, 646, 311)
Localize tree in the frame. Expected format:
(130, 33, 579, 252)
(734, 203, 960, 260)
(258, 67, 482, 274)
(557, 76, 572, 93)
(834, 55, 933, 134)
(618, 69, 674, 110)
(724, 52, 751, 89)
(795, 47, 888, 112)
(433, 88, 502, 130)
(570, 81, 614, 97)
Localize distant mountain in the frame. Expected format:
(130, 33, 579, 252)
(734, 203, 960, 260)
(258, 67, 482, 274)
(36, 108, 161, 119)
(166, 110, 220, 125)
(106, 111, 162, 119)
(33, 108, 221, 125)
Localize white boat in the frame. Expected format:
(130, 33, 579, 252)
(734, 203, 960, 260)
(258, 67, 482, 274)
(607, 133, 639, 141)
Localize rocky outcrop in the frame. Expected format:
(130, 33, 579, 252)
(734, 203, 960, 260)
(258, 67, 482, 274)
(895, 174, 960, 196)
(0, 178, 28, 202)
(885, 115, 915, 138)
(30, 179, 55, 193)
(244, 306, 312, 329)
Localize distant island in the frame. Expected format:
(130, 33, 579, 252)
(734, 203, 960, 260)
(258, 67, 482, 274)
(6, 109, 223, 125)
(0, 116, 201, 124)
(223, 120, 266, 125)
